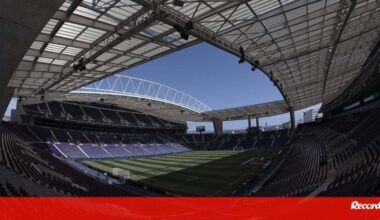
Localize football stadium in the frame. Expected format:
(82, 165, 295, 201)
(0, 0, 379, 198)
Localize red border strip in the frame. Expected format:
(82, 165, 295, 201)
(0, 197, 379, 220)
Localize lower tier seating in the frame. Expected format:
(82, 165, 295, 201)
(256, 135, 327, 196)
(0, 127, 148, 196)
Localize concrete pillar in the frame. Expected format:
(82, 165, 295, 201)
(256, 117, 260, 128)
(212, 118, 223, 135)
(290, 107, 296, 130)
(0, 0, 65, 118)
(0, 88, 15, 118)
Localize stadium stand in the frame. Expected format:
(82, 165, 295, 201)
(0, 126, 150, 196)
(1, 122, 190, 160)
(1, 104, 380, 196)
(255, 135, 327, 196)
(253, 109, 380, 196)
(22, 101, 186, 131)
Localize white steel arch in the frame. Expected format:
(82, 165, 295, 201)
(72, 74, 212, 113)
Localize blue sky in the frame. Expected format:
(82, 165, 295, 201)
(121, 42, 284, 109)
(4, 42, 320, 130)
(114, 42, 320, 131)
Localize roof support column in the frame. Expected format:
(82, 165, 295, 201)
(212, 118, 223, 135)
(290, 107, 296, 130)
(248, 116, 252, 128)
(0, 0, 64, 118)
(0, 88, 15, 118)
(256, 117, 260, 128)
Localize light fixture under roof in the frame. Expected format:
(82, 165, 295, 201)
(173, 0, 185, 7)
(238, 46, 245, 64)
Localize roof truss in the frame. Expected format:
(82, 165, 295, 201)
(7, 0, 380, 118)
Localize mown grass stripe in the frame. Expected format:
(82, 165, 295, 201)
(112, 159, 187, 173)
(108, 159, 242, 179)
(80, 149, 279, 196)
(137, 157, 210, 166)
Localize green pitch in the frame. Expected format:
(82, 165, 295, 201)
(80, 149, 279, 196)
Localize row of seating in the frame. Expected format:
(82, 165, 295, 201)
(254, 109, 380, 196)
(37, 126, 291, 158)
(256, 135, 327, 196)
(313, 110, 380, 196)
(51, 143, 189, 159)
(184, 130, 292, 150)
(23, 101, 184, 129)
(1, 123, 190, 159)
(0, 126, 146, 196)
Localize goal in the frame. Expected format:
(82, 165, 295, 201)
(110, 167, 130, 180)
(233, 146, 244, 151)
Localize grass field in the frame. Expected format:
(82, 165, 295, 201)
(80, 149, 280, 196)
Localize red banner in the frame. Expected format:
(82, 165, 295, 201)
(0, 197, 379, 219)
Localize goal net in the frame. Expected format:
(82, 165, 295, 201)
(233, 146, 244, 151)
(110, 167, 130, 180)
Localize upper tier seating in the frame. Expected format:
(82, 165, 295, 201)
(22, 101, 185, 130)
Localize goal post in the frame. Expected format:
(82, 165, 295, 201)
(110, 167, 130, 180)
(233, 146, 244, 151)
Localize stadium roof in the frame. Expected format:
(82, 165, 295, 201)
(64, 74, 210, 121)
(6, 0, 380, 120)
(202, 100, 289, 121)
(72, 74, 211, 113)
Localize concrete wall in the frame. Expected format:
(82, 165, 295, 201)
(0, 0, 65, 117)
(212, 118, 223, 135)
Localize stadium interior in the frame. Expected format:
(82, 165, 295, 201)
(0, 0, 379, 196)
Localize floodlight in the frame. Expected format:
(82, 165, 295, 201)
(73, 58, 87, 72)
(39, 88, 45, 95)
(79, 64, 87, 71)
(238, 46, 245, 64)
(174, 21, 193, 40)
(180, 32, 189, 40)
(173, 0, 185, 7)
(184, 21, 193, 31)
(73, 63, 79, 71)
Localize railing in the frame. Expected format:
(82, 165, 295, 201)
(72, 74, 212, 113)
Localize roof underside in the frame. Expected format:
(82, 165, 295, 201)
(202, 100, 289, 121)
(62, 92, 205, 122)
(6, 0, 380, 120)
